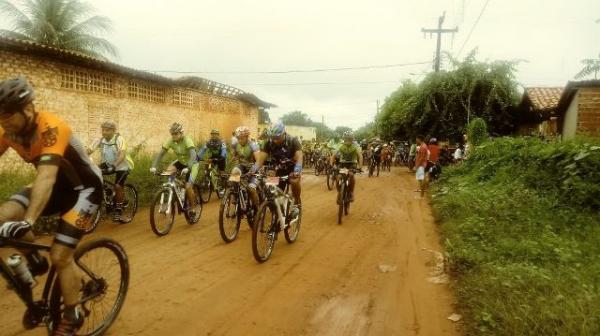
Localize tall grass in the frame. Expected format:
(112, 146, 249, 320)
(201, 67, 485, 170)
(432, 137, 600, 335)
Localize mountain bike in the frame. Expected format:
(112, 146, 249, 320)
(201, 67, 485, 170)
(336, 167, 362, 224)
(198, 160, 227, 203)
(219, 172, 264, 243)
(87, 173, 138, 234)
(314, 155, 326, 176)
(252, 174, 301, 263)
(0, 235, 129, 335)
(149, 168, 203, 236)
(368, 157, 380, 177)
(326, 164, 338, 191)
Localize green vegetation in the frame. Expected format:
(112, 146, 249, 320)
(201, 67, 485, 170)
(0, 0, 117, 60)
(467, 117, 489, 146)
(432, 137, 600, 335)
(376, 51, 520, 142)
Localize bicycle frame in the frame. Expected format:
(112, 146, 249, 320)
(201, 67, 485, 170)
(263, 176, 295, 231)
(158, 173, 188, 214)
(0, 238, 56, 324)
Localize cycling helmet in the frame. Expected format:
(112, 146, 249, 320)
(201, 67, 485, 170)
(101, 121, 116, 130)
(342, 131, 354, 140)
(429, 137, 438, 144)
(235, 126, 250, 137)
(170, 122, 183, 134)
(0, 76, 35, 115)
(210, 129, 220, 135)
(269, 121, 285, 137)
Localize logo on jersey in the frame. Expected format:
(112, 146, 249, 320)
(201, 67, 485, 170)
(41, 126, 59, 147)
(75, 209, 94, 230)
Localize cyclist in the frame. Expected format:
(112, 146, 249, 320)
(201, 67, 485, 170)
(371, 138, 383, 174)
(87, 121, 134, 222)
(231, 126, 260, 210)
(197, 129, 228, 188)
(253, 121, 303, 206)
(330, 131, 363, 202)
(0, 76, 102, 335)
(150, 123, 199, 211)
(381, 144, 392, 169)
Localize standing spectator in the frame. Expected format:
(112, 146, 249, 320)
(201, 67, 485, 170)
(414, 135, 428, 197)
(453, 143, 464, 162)
(426, 138, 441, 185)
(408, 142, 417, 171)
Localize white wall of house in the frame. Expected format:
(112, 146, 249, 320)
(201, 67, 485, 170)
(285, 125, 317, 142)
(562, 93, 579, 140)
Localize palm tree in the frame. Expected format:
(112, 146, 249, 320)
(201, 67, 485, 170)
(0, 0, 117, 60)
(574, 54, 600, 80)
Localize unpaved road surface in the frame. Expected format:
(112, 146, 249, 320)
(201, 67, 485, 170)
(1, 167, 458, 336)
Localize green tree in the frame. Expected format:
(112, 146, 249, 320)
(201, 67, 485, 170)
(280, 111, 312, 126)
(376, 51, 519, 143)
(334, 126, 352, 137)
(574, 54, 600, 80)
(354, 122, 376, 141)
(0, 0, 117, 60)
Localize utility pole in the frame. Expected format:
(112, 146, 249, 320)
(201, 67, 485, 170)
(422, 12, 458, 72)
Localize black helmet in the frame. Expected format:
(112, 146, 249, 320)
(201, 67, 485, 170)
(170, 122, 183, 134)
(0, 76, 35, 115)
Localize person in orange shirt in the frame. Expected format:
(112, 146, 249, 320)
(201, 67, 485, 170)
(0, 76, 103, 335)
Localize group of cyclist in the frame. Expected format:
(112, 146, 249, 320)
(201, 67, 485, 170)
(0, 75, 400, 335)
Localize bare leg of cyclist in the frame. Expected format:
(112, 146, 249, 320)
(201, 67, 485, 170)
(348, 173, 356, 202)
(290, 178, 301, 206)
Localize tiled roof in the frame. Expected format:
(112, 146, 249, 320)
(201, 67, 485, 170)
(0, 35, 275, 108)
(524, 87, 564, 111)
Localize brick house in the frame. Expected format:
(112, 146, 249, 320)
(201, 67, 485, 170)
(0, 36, 274, 169)
(556, 80, 600, 139)
(517, 87, 564, 137)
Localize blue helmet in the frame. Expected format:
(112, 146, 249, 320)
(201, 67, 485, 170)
(269, 121, 285, 137)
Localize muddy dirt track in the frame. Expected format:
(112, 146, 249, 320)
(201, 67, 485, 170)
(1, 167, 459, 336)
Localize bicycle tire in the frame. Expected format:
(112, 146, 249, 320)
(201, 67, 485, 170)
(149, 189, 175, 236)
(252, 202, 276, 263)
(338, 183, 345, 225)
(118, 184, 139, 224)
(184, 184, 203, 224)
(219, 190, 241, 243)
(48, 238, 129, 336)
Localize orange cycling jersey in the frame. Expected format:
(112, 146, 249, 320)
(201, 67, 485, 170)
(0, 111, 102, 190)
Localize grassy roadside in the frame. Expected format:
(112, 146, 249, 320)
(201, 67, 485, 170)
(431, 137, 600, 335)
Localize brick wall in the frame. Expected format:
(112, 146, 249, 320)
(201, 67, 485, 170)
(576, 87, 600, 137)
(0, 49, 258, 170)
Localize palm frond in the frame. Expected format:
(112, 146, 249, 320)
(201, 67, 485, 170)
(0, 29, 31, 40)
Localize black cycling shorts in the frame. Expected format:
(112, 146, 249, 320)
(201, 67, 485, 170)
(99, 162, 129, 186)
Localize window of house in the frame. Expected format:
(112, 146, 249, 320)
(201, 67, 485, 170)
(128, 81, 165, 103)
(173, 89, 194, 107)
(60, 68, 114, 95)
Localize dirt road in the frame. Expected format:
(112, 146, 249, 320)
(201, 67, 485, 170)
(1, 167, 458, 336)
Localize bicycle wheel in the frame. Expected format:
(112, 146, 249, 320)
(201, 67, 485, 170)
(368, 163, 374, 177)
(199, 177, 212, 203)
(49, 238, 129, 336)
(185, 184, 203, 224)
(219, 189, 241, 243)
(314, 162, 320, 176)
(118, 184, 138, 223)
(284, 205, 301, 243)
(149, 189, 175, 237)
(85, 207, 102, 234)
(252, 202, 277, 263)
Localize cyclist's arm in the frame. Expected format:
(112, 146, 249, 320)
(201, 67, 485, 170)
(24, 163, 58, 224)
(293, 149, 303, 173)
(220, 143, 227, 159)
(187, 147, 197, 169)
(87, 139, 99, 155)
(114, 137, 126, 167)
(197, 145, 207, 159)
(152, 148, 168, 169)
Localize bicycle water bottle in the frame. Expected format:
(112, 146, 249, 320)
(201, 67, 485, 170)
(7, 254, 36, 287)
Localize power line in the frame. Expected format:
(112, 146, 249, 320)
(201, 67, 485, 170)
(144, 61, 432, 75)
(457, 0, 491, 58)
(232, 80, 401, 86)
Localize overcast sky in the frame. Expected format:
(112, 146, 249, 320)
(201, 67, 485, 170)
(7, 0, 600, 129)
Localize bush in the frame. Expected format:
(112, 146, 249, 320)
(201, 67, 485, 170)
(467, 117, 489, 146)
(432, 136, 600, 335)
